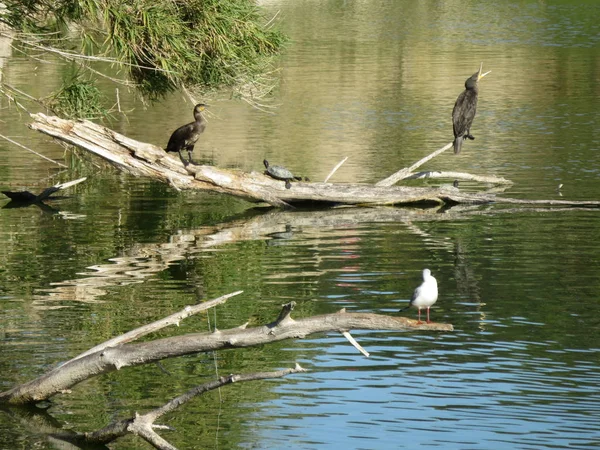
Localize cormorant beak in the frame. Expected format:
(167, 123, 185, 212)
(477, 63, 491, 81)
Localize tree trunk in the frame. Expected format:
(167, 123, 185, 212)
(29, 113, 599, 208)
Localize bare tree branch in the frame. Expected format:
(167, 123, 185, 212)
(0, 302, 452, 405)
(324, 156, 348, 183)
(27, 113, 600, 208)
(376, 142, 454, 187)
(402, 170, 511, 184)
(68, 290, 244, 362)
(52, 366, 307, 449)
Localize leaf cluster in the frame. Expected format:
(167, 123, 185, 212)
(45, 69, 112, 119)
(2, 0, 285, 112)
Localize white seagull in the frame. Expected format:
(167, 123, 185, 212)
(399, 268, 438, 323)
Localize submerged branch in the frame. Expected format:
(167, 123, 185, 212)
(51, 366, 306, 449)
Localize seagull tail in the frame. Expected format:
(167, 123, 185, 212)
(398, 305, 411, 313)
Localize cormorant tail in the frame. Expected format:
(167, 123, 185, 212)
(453, 136, 463, 154)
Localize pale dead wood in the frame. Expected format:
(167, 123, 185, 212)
(342, 331, 370, 357)
(324, 156, 348, 182)
(376, 142, 512, 186)
(68, 290, 243, 362)
(377, 142, 454, 186)
(28, 113, 600, 208)
(0, 301, 452, 405)
(402, 170, 511, 184)
(50, 366, 306, 449)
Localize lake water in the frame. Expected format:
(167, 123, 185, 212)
(1, 1, 600, 449)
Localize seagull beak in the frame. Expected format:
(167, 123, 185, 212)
(477, 62, 491, 80)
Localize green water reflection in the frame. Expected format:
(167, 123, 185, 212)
(2, 0, 600, 448)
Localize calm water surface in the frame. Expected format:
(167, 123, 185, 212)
(1, 1, 600, 449)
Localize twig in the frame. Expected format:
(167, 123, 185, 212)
(116, 88, 121, 113)
(54, 177, 87, 190)
(0, 133, 68, 168)
(324, 156, 348, 183)
(3, 31, 172, 73)
(403, 170, 512, 184)
(376, 142, 453, 187)
(67, 290, 243, 363)
(342, 331, 370, 357)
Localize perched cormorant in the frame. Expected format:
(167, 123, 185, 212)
(399, 268, 438, 324)
(452, 63, 491, 154)
(165, 103, 208, 165)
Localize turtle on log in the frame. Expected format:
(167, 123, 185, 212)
(263, 159, 307, 189)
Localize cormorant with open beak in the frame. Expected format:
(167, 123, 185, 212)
(452, 64, 491, 154)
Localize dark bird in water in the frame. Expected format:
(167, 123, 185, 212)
(452, 63, 491, 154)
(165, 103, 208, 165)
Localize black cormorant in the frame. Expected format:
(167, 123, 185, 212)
(452, 64, 490, 154)
(165, 103, 208, 165)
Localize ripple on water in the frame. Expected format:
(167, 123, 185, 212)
(249, 332, 600, 449)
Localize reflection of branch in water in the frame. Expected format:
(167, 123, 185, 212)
(33, 252, 188, 308)
(33, 206, 600, 308)
(453, 240, 487, 332)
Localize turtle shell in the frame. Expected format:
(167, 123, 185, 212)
(263, 160, 294, 181)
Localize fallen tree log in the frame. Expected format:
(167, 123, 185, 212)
(0, 295, 452, 406)
(1, 293, 453, 448)
(28, 113, 600, 208)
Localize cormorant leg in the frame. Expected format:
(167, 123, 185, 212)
(178, 150, 189, 166)
(466, 134, 475, 140)
(187, 149, 197, 165)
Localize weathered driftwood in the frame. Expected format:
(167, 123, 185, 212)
(1, 295, 453, 449)
(70, 366, 307, 449)
(12, 366, 306, 450)
(0, 296, 452, 405)
(28, 113, 600, 208)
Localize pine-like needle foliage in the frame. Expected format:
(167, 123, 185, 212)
(2, 0, 286, 111)
(45, 70, 111, 120)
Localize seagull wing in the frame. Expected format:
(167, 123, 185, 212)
(411, 284, 422, 303)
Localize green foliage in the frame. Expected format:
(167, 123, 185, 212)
(44, 70, 111, 119)
(2, 0, 285, 108)
(103, 0, 285, 99)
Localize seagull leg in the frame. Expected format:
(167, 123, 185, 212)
(417, 308, 422, 324)
(426, 307, 431, 324)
